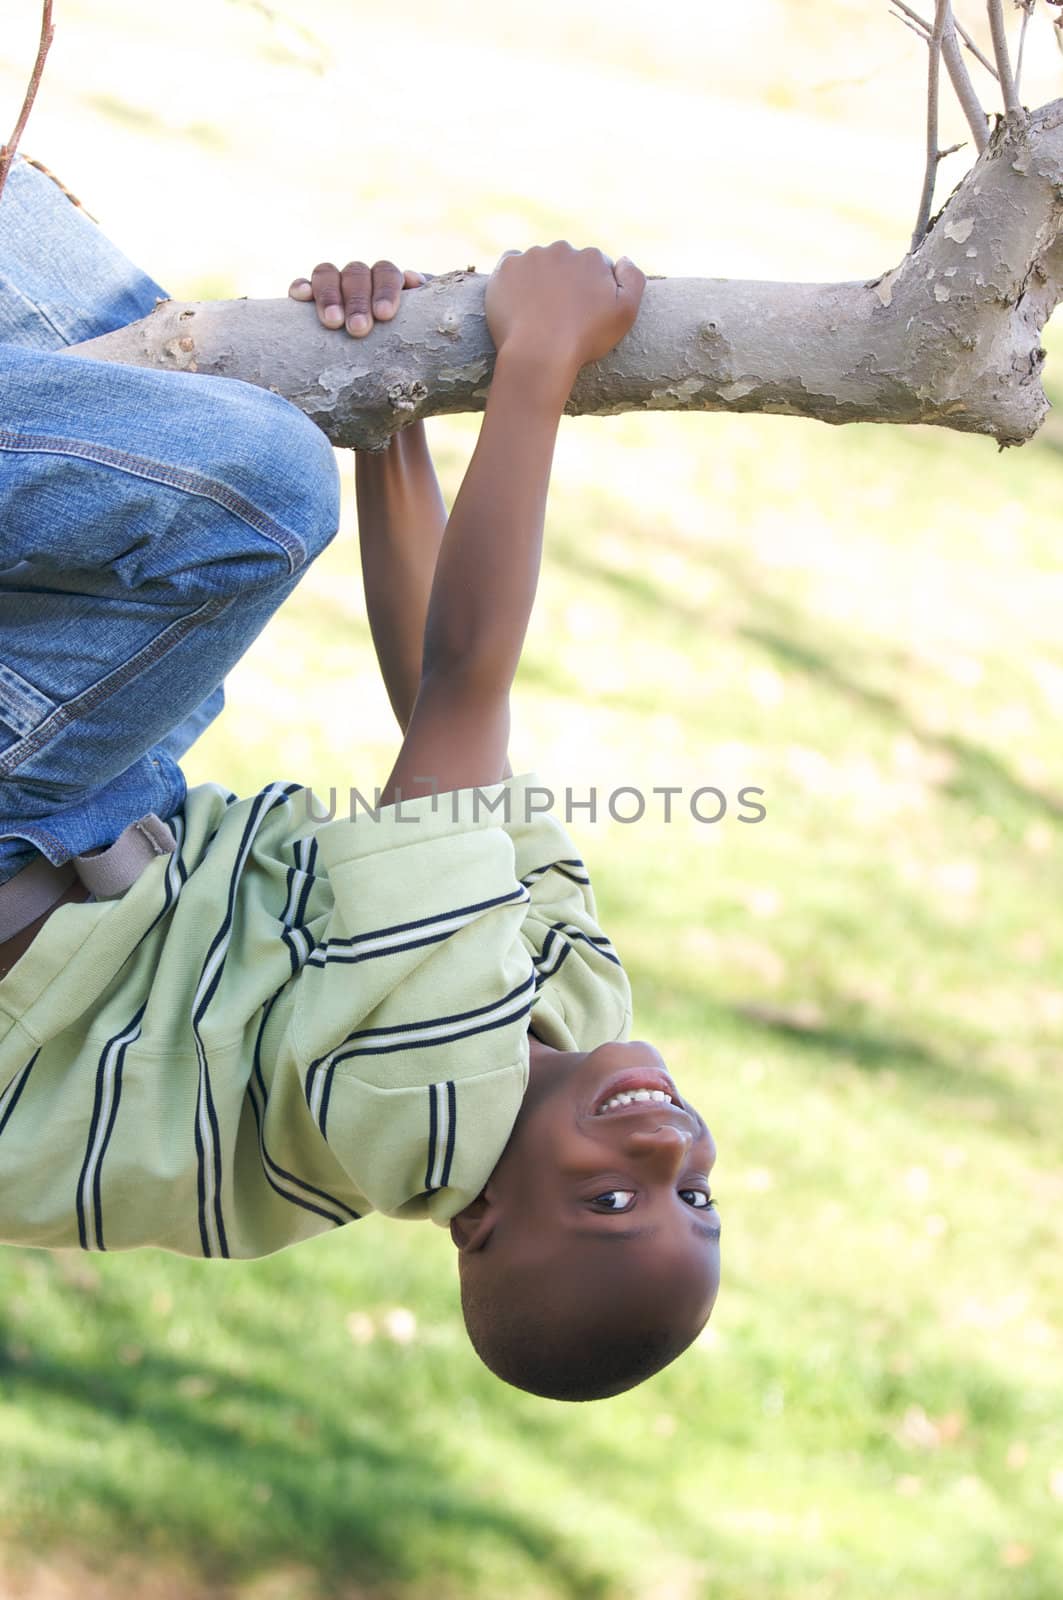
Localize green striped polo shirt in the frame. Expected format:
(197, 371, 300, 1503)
(0, 774, 631, 1258)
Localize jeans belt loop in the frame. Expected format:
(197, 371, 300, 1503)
(0, 813, 176, 942)
(74, 813, 177, 899)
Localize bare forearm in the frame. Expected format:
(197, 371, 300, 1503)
(355, 423, 446, 730)
(377, 243, 643, 806)
(420, 348, 572, 692)
(379, 351, 568, 805)
(379, 677, 511, 807)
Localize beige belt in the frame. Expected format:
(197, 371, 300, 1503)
(0, 814, 176, 941)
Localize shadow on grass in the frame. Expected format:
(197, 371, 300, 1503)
(6, 1266, 1058, 1600)
(0, 1332, 612, 1600)
(726, 999, 940, 1072)
(550, 527, 711, 631)
(617, 955, 1049, 1141)
(550, 512, 1063, 828)
(740, 617, 1063, 826)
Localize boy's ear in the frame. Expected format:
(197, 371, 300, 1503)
(449, 1193, 496, 1253)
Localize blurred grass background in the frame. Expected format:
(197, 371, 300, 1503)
(2, 1, 1063, 1596)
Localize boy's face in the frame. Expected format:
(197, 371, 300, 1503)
(454, 1039, 720, 1332)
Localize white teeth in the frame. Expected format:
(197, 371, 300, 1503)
(596, 1089, 676, 1115)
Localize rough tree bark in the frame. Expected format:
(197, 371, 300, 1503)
(73, 99, 1063, 451)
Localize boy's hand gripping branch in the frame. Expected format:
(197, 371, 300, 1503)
(288, 259, 428, 339)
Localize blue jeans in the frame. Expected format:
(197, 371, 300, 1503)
(0, 159, 340, 885)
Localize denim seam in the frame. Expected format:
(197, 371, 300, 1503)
(5, 820, 78, 858)
(0, 429, 307, 574)
(8, 804, 166, 859)
(0, 660, 56, 735)
(1, 754, 185, 859)
(0, 275, 71, 347)
(0, 596, 227, 777)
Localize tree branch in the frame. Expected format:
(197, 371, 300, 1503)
(891, 0, 1000, 78)
(70, 101, 1063, 452)
(941, 14, 990, 152)
(988, 0, 1024, 118)
(0, 0, 55, 206)
(911, 0, 950, 251)
(890, 2, 991, 152)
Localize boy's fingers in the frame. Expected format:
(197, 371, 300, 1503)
(299, 262, 428, 333)
(369, 259, 405, 322)
(340, 260, 373, 335)
(614, 255, 647, 303)
(494, 248, 522, 270)
(310, 261, 345, 329)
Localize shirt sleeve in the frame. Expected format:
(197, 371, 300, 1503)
(503, 776, 633, 1053)
(260, 781, 534, 1223)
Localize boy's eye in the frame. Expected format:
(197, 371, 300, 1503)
(592, 1190, 636, 1212)
(680, 1190, 716, 1210)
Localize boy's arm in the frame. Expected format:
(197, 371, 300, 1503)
(292, 259, 506, 762)
(381, 244, 644, 806)
(380, 349, 565, 801)
(290, 259, 443, 731)
(355, 422, 445, 732)
(356, 425, 516, 776)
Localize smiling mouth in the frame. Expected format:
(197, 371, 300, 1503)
(596, 1088, 677, 1115)
(591, 1067, 682, 1117)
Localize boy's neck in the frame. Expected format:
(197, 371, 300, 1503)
(527, 1031, 574, 1081)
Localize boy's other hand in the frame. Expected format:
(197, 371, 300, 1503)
(289, 260, 427, 337)
(485, 242, 645, 382)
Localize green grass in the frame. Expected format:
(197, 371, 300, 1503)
(3, 388, 1062, 1599)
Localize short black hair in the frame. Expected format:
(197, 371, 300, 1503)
(459, 1266, 705, 1402)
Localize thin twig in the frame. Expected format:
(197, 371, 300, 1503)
(941, 11, 990, 151)
(0, 0, 55, 206)
(937, 139, 966, 159)
(891, 0, 1000, 78)
(890, 0, 988, 147)
(987, 0, 1024, 117)
(891, 6, 937, 43)
(1014, 1, 1034, 99)
(891, 3, 932, 36)
(911, 0, 950, 251)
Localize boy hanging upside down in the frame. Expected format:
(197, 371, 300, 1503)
(0, 160, 719, 1401)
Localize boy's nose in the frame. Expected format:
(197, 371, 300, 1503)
(622, 1124, 693, 1177)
